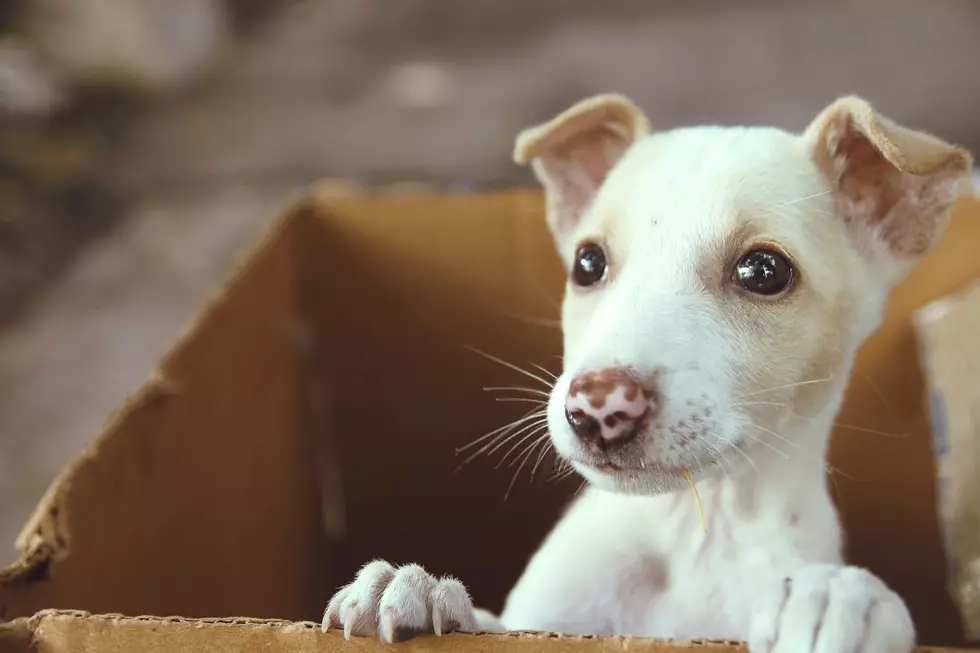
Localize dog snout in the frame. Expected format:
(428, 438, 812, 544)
(564, 368, 655, 449)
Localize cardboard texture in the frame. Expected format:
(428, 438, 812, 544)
(915, 281, 980, 642)
(1, 189, 980, 652)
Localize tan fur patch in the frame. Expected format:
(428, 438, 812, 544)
(568, 368, 654, 410)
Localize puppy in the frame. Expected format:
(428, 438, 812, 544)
(322, 94, 973, 652)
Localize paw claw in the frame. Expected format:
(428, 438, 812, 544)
(432, 606, 444, 636)
(379, 609, 396, 644)
(323, 560, 480, 641)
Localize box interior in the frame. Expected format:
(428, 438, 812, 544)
(2, 190, 980, 649)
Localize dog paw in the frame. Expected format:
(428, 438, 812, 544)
(748, 564, 915, 653)
(321, 560, 480, 643)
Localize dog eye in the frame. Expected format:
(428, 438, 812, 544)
(572, 242, 608, 287)
(734, 249, 794, 295)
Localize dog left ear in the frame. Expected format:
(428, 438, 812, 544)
(805, 96, 972, 272)
(514, 94, 650, 241)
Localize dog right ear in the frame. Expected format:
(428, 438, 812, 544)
(514, 94, 650, 239)
(804, 96, 973, 280)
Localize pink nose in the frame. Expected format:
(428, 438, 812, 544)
(564, 368, 655, 449)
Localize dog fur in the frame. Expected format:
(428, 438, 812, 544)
(322, 94, 972, 653)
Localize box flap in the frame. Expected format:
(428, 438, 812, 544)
(0, 618, 32, 653)
(913, 280, 980, 641)
(0, 200, 330, 623)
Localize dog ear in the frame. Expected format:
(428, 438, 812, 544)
(514, 94, 650, 239)
(804, 96, 972, 274)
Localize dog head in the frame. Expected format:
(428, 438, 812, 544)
(514, 94, 971, 494)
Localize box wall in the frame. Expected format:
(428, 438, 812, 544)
(0, 206, 328, 623)
(300, 190, 577, 611)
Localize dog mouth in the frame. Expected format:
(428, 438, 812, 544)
(589, 460, 633, 474)
(568, 448, 729, 482)
(571, 455, 669, 476)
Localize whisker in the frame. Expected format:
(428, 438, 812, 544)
(742, 431, 791, 460)
(529, 362, 559, 381)
(827, 465, 846, 509)
(787, 411, 905, 438)
(734, 399, 904, 438)
(511, 434, 549, 470)
(504, 436, 549, 500)
(736, 375, 833, 399)
(455, 409, 545, 454)
(495, 397, 548, 406)
(770, 190, 831, 210)
(860, 371, 895, 417)
(483, 385, 550, 398)
(497, 425, 549, 467)
(731, 441, 760, 475)
(465, 346, 553, 389)
(746, 422, 811, 459)
(493, 306, 562, 330)
(827, 463, 863, 483)
(530, 438, 554, 480)
(827, 422, 905, 438)
(486, 417, 549, 459)
(456, 418, 546, 471)
(744, 423, 863, 483)
(547, 460, 577, 483)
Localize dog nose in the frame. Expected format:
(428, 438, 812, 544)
(564, 368, 655, 448)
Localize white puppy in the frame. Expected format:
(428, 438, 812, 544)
(322, 94, 973, 652)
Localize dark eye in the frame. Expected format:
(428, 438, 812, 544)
(572, 242, 608, 287)
(734, 249, 795, 296)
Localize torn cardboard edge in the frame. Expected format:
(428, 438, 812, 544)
(7, 611, 977, 652)
(14, 610, 749, 652)
(0, 192, 312, 590)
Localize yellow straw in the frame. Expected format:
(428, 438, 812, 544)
(681, 468, 707, 534)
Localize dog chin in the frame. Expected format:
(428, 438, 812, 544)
(567, 447, 743, 495)
(569, 458, 694, 495)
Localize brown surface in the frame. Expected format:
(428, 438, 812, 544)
(0, 191, 979, 651)
(6, 0, 980, 577)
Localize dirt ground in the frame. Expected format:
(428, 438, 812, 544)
(2, 0, 979, 562)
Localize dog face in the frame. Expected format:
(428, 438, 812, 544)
(514, 94, 971, 495)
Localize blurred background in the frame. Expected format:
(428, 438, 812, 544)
(0, 0, 979, 563)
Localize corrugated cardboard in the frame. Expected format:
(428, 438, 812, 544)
(914, 280, 980, 642)
(1, 189, 980, 652)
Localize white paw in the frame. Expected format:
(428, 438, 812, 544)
(749, 564, 915, 653)
(321, 560, 480, 643)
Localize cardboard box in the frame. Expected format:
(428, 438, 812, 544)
(915, 280, 980, 642)
(1, 189, 980, 652)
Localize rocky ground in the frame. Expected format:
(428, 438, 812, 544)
(1, 0, 979, 562)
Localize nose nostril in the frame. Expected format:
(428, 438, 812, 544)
(565, 409, 601, 442)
